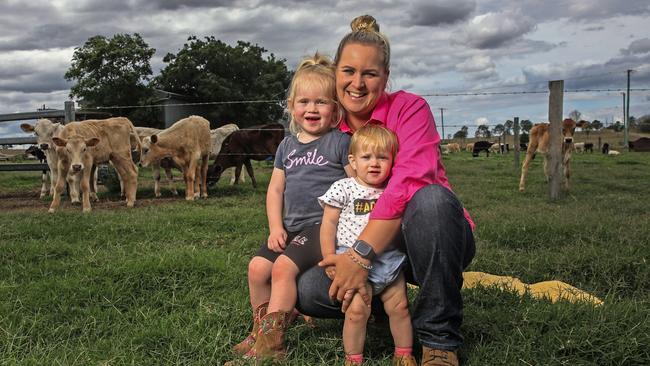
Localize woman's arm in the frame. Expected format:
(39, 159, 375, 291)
(266, 167, 287, 252)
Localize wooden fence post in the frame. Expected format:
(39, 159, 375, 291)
(64, 101, 75, 123)
(548, 80, 564, 200)
(513, 117, 520, 169)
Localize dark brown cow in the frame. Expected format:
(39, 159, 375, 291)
(207, 123, 285, 187)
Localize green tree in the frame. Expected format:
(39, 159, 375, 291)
(581, 120, 593, 138)
(520, 133, 529, 144)
(504, 119, 513, 135)
(520, 119, 533, 134)
(637, 115, 650, 133)
(569, 109, 582, 122)
(475, 124, 491, 138)
(65, 33, 157, 125)
(154, 36, 291, 128)
(608, 121, 624, 132)
(591, 119, 603, 131)
(453, 125, 468, 139)
(492, 124, 505, 137)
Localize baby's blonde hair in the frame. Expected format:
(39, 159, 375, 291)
(286, 53, 341, 135)
(349, 124, 398, 158)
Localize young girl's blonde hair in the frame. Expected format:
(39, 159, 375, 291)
(349, 124, 398, 158)
(286, 53, 342, 135)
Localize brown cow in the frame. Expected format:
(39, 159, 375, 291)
(207, 123, 284, 188)
(50, 117, 140, 212)
(139, 116, 211, 200)
(519, 118, 586, 192)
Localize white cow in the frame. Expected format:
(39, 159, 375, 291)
(574, 142, 585, 153)
(20, 119, 85, 201)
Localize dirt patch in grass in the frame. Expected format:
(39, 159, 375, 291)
(0, 188, 182, 213)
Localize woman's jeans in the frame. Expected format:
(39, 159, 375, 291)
(296, 184, 475, 350)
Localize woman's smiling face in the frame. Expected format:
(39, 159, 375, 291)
(336, 43, 388, 130)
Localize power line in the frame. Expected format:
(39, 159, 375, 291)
(94, 99, 283, 110)
(421, 88, 650, 97)
(81, 87, 650, 110)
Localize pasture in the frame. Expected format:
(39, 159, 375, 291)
(1, 152, 649, 365)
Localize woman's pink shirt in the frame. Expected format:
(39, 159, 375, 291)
(339, 90, 475, 230)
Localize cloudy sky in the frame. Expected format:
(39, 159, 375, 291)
(2, 0, 650, 138)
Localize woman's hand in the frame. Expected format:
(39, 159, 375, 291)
(319, 251, 370, 312)
(267, 228, 288, 253)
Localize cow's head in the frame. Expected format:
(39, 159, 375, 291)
(52, 135, 100, 173)
(139, 134, 166, 168)
(206, 163, 224, 186)
(21, 119, 63, 151)
(561, 118, 586, 144)
(25, 145, 45, 160)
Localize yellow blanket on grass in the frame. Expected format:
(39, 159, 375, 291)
(409, 271, 603, 306)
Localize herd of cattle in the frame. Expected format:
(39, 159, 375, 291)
(441, 118, 630, 192)
(20, 116, 283, 212)
(17, 116, 645, 212)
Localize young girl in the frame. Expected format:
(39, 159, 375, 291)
(319, 124, 416, 366)
(228, 53, 353, 363)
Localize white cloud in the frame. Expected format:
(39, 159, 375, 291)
(461, 11, 536, 49)
(475, 117, 489, 126)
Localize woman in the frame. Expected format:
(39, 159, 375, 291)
(296, 15, 475, 366)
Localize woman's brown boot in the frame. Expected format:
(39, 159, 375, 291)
(243, 311, 290, 361)
(232, 302, 269, 355)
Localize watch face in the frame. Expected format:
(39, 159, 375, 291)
(356, 244, 371, 256)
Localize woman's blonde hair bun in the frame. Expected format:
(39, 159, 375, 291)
(350, 15, 379, 33)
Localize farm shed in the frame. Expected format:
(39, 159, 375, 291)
(154, 89, 212, 128)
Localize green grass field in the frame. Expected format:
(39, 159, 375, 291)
(1, 152, 649, 365)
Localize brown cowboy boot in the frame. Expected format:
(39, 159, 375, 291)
(243, 311, 289, 361)
(232, 302, 269, 355)
(393, 354, 417, 366)
(420, 347, 459, 366)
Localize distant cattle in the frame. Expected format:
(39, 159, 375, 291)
(465, 143, 474, 152)
(472, 141, 492, 157)
(629, 137, 650, 152)
(26, 145, 49, 198)
(574, 142, 585, 153)
(584, 143, 594, 153)
(602, 143, 610, 154)
(490, 143, 501, 154)
(51, 117, 140, 212)
(140, 116, 212, 200)
(519, 143, 528, 151)
(442, 142, 461, 153)
(207, 123, 285, 187)
(519, 118, 585, 192)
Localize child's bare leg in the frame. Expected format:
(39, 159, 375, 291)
(248, 256, 273, 310)
(343, 283, 373, 356)
(380, 273, 412, 348)
(267, 255, 300, 313)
